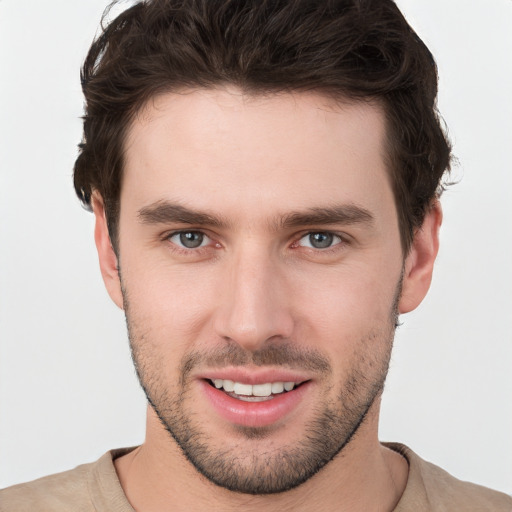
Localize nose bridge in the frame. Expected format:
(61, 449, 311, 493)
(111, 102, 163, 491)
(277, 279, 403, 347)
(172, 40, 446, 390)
(214, 241, 293, 350)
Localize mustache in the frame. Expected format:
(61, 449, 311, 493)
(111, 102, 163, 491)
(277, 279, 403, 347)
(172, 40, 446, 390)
(179, 342, 332, 381)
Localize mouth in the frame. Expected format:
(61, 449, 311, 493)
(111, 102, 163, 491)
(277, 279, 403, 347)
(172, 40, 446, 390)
(207, 378, 305, 402)
(200, 374, 312, 428)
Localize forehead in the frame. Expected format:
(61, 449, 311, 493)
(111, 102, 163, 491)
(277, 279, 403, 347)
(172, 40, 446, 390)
(122, 88, 395, 227)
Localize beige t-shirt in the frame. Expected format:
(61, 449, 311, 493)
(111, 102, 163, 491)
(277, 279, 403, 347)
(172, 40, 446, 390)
(1, 444, 511, 511)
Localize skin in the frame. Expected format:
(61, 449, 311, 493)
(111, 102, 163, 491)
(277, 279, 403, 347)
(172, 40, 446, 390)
(93, 88, 441, 511)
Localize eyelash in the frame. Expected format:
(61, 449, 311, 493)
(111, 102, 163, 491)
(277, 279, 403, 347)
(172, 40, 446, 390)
(163, 230, 349, 256)
(163, 230, 218, 256)
(293, 232, 345, 251)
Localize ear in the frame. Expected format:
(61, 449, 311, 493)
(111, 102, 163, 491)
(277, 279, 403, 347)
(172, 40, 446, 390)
(398, 201, 442, 314)
(91, 193, 124, 310)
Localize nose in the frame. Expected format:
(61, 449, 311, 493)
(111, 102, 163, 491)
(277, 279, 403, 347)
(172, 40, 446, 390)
(213, 246, 294, 352)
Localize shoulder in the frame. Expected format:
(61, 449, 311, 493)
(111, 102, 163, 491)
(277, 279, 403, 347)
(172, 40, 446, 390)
(387, 443, 512, 512)
(0, 448, 135, 512)
(0, 462, 93, 512)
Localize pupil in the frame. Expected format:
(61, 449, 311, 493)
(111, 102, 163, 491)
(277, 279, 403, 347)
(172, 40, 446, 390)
(310, 232, 333, 249)
(180, 232, 203, 248)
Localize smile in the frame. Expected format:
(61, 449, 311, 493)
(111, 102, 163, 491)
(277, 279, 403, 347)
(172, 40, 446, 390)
(209, 379, 301, 401)
(201, 376, 311, 427)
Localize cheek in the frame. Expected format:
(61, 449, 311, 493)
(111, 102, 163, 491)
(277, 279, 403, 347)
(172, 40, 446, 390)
(291, 264, 400, 349)
(297, 275, 398, 389)
(121, 258, 220, 340)
(296, 261, 400, 312)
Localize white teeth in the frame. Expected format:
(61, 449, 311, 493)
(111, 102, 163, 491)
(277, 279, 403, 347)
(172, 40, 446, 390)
(233, 383, 252, 395)
(253, 383, 272, 397)
(211, 379, 299, 397)
(271, 382, 284, 394)
(234, 395, 272, 402)
(222, 379, 235, 392)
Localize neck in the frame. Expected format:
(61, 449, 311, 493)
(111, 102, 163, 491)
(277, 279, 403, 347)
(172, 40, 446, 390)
(115, 404, 408, 512)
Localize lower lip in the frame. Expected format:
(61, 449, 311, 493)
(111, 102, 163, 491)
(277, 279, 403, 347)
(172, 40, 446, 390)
(200, 380, 311, 428)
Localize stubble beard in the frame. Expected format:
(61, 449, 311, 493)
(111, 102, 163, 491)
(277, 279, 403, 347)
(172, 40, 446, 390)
(122, 283, 400, 495)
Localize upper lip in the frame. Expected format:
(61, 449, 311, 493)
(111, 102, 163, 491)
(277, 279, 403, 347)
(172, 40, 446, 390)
(197, 367, 312, 385)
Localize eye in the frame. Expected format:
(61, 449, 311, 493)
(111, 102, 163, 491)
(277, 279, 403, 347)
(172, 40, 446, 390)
(168, 231, 211, 249)
(297, 232, 342, 249)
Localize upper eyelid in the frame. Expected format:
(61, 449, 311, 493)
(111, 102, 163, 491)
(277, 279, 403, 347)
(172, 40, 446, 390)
(299, 229, 343, 236)
(164, 228, 210, 239)
(164, 228, 346, 238)
(296, 232, 343, 245)
(296, 229, 348, 241)
(164, 229, 212, 245)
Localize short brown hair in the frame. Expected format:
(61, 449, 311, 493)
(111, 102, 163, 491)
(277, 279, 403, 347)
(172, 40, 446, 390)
(74, 0, 451, 253)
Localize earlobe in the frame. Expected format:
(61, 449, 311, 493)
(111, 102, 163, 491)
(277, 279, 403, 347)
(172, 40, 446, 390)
(92, 193, 124, 310)
(398, 201, 442, 314)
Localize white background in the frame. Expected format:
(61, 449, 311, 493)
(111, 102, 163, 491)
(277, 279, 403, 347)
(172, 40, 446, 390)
(1, 0, 511, 494)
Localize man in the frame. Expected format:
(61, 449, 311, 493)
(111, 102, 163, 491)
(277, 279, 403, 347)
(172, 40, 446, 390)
(1, 0, 510, 510)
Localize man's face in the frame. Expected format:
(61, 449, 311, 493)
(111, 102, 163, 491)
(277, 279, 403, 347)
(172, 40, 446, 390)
(112, 89, 406, 493)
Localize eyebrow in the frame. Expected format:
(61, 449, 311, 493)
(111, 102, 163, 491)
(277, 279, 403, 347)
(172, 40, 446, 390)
(137, 200, 374, 230)
(138, 201, 228, 228)
(278, 205, 374, 229)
